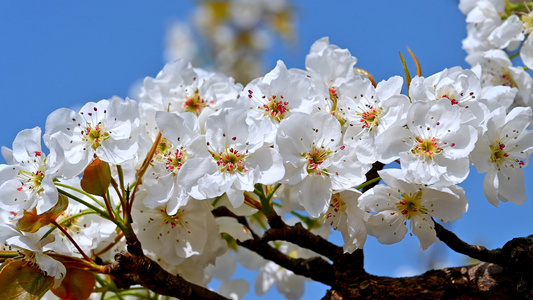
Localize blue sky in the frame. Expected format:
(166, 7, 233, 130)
(1, 1, 532, 299)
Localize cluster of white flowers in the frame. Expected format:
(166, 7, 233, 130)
(2, 3, 533, 297)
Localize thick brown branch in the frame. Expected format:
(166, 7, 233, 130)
(265, 217, 344, 262)
(106, 251, 229, 300)
(324, 262, 526, 299)
(325, 234, 533, 299)
(239, 236, 336, 286)
(213, 206, 336, 285)
(435, 222, 505, 265)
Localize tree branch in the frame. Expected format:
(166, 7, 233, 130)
(106, 251, 229, 300)
(264, 219, 344, 262)
(239, 237, 336, 286)
(212, 206, 336, 285)
(434, 222, 505, 265)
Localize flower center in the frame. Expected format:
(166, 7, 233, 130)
(495, 70, 518, 88)
(395, 190, 426, 219)
(184, 90, 208, 115)
(16, 152, 46, 195)
(212, 147, 248, 173)
(489, 142, 523, 169)
(328, 87, 346, 127)
(160, 208, 185, 229)
(82, 123, 109, 151)
(18, 249, 38, 266)
(329, 87, 338, 104)
(411, 137, 442, 160)
(57, 211, 84, 234)
(263, 95, 289, 122)
(323, 193, 345, 229)
(154, 138, 187, 174)
(522, 11, 533, 34)
(357, 104, 383, 130)
(303, 146, 332, 175)
(438, 93, 459, 105)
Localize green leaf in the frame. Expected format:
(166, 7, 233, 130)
(399, 51, 411, 96)
(51, 267, 95, 300)
(0, 260, 54, 300)
(80, 158, 111, 197)
(17, 194, 69, 233)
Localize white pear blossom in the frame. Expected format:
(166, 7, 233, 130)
(139, 59, 242, 119)
(45, 194, 117, 258)
(321, 189, 368, 253)
(44, 97, 140, 178)
(188, 107, 285, 208)
(343, 76, 411, 164)
(305, 37, 363, 125)
(359, 169, 468, 250)
(239, 60, 319, 143)
(277, 112, 370, 217)
(470, 106, 533, 206)
(469, 49, 533, 107)
(132, 197, 218, 266)
(462, 0, 524, 59)
(141, 111, 209, 214)
(377, 99, 478, 185)
(0, 224, 66, 281)
(409, 67, 489, 127)
(0, 127, 62, 215)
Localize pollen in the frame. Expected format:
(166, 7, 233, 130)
(356, 103, 383, 130)
(184, 89, 209, 115)
(82, 123, 110, 151)
(303, 146, 332, 175)
(213, 147, 247, 173)
(395, 190, 427, 220)
(411, 136, 443, 160)
(263, 94, 289, 122)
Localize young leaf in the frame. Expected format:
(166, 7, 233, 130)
(80, 158, 111, 197)
(0, 260, 54, 300)
(17, 194, 69, 233)
(51, 267, 96, 300)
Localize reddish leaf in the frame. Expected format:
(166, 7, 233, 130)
(0, 260, 54, 300)
(51, 267, 95, 300)
(80, 158, 111, 197)
(17, 194, 69, 233)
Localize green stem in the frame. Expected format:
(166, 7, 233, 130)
(251, 213, 268, 231)
(116, 165, 128, 220)
(0, 251, 19, 258)
(355, 176, 382, 190)
(116, 165, 126, 197)
(290, 210, 320, 229)
(255, 183, 276, 218)
(56, 187, 128, 234)
(506, 1, 533, 16)
(55, 182, 105, 208)
(103, 193, 117, 223)
(265, 183, 282, 202)
(211, 195, 224, 207)
(509, 51, 521, 60)
(51, 219, 93, 262)
(41, 210, 96, 240)
(56, 188, 109, 218)
(110, 177, 124, 208)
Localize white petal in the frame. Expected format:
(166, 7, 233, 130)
(297, 175, 331, 218)
(366, 212, 407, 245)
(410, 215, 438, 250)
